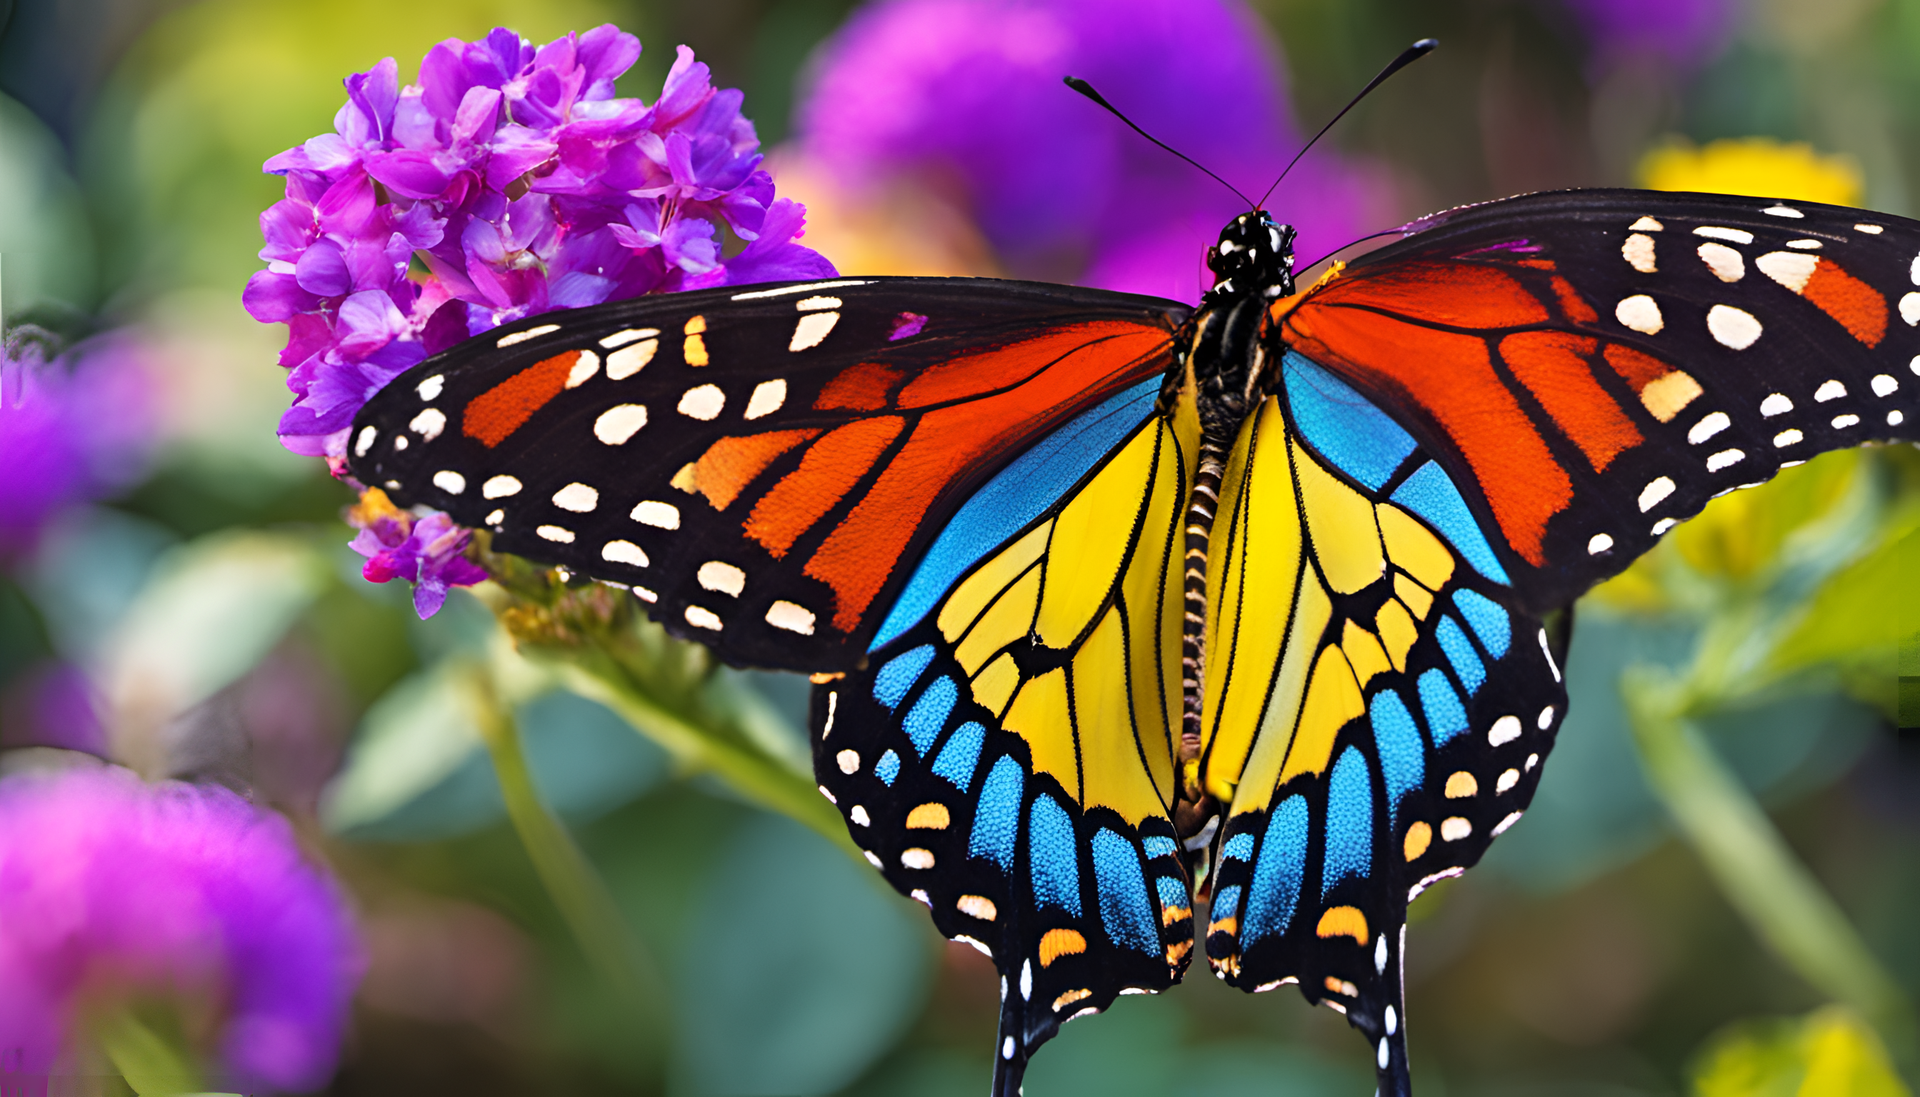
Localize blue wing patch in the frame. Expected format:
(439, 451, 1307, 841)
(931, 721, 986, 790)
(1281, 351, 1418, 491)
(904, 676, 959, 755)
(1435, 615, 1486, 695)
(1321, 747, 1374, 897)
(1243, 795, 1309, 944)
(1029, 795, 1082, 915)
(1451, 588, 1512, 658)
(874, 645, 936, 709)
(1417, 668, 1468, 744)
(1091, 829, 1160, 953)
(1390, 461, 1512, 585)
(1368, 689, 1424, 824)
(970, 756, 1024, 869)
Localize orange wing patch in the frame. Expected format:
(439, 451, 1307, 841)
(463, 350, 587, 447)
(1500, 332, 1643, 471)
(681, 428, 823, 511)
(744, 418, 906, 558)
(815, 362, 903, 411)
(1300, 261, 1551, 330)
(1803, 261, 1889, 346)
(897, 324, 1174, 408)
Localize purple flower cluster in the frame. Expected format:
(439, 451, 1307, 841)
(1560, 0, 1735, 70)
(348, 489, 487, 618)
(797, 0, 1374, 304)
(0, 333, 154, 558)
(0, 767, 361, 1090)
(246, 25, 831, 615)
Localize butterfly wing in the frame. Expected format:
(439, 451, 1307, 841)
(812, 375, 1199, 1097)
(347, 277, 1186, 669)
(1196, 351, 1568, 1097)
(1279, 188, 1920, 614)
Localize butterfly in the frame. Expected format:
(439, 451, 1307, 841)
(346, 188, 1919, 1096)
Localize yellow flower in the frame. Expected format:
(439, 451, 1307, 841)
(1636, 137, 1863, 206)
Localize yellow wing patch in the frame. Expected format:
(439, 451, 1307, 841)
(1037, 425, 1160, 646)
(939, 521, 1050, 641)
(1294, 438, 1385, 595)
(1002, 668, 1077, 795)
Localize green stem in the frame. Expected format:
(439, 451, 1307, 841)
(554, 653, 854, 854)
(1623, 666, 1918, 1082)
(461, 665, 668, 1050)
(94, 1007, 203, 1097)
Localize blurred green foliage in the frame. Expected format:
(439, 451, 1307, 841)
(0, 0, 1917, 1094)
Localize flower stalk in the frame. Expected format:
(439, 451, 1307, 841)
(459, 661, 667, 1050)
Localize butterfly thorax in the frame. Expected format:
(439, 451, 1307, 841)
(1169, 210, 1298, 848)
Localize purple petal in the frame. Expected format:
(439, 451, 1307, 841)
(577, 24, 642, 99)
(293, 238, 351, 296)
(243, 270, 317, 323)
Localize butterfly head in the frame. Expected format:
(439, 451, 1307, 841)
(1206, 210, 1296, 302)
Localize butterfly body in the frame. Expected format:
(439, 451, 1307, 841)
(346, 189, 1919, 1097)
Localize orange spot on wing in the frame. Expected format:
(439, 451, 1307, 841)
(815, 362, 904, 411)
(897, 323, 1169, 408)
(1500, 332, 1642, 471)
(806, 329, 1171, 633)
(1283, 305, 1570, 565)
(462, 350, 584, 447)
(1601, 343, 1669, 390)
(744, 417, 906, 558)
(1305, 261, 1551, 330)
(1039, 927, 1087, 966)
(687, 429, 822, 511)
(1550, 276, 1599, 324)
(1315, 905, 1369, 944)
(1803, 259, 1888, 346)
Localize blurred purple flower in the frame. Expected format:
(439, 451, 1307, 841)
(0, 767, 361, 1090)
(347, 489, 487, 619)
(797, 0, 1375, 303)
(0, 661, 108, 755)
(248, 25, 833, 462)
(1559, 0, 1735, 70)
(0, 333, 155, 557)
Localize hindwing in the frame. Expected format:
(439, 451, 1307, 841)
(811, 376, 1197, 1092)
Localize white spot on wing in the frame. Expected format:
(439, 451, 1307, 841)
(416, 375, 445, 401)
(1440, 817, 1472, 842)
(743, 379, 787, 419)
(794, 295, 843, 311)
(1622, 233, 1657, 272)
(1696, 242, 1745, 282)
(1492, 811, 1525, 836)
(408, 407, 445, 441)
(1907, 294, 1920, 326)
(1892, 410, 1906, 426)
(564, 350, 601, 389)
(483, 475, 522, 498)
(605, 339, 658, 379)
(552, 482, 599, 512)
(1815, 380, 1847, 402)
(598, 327, 659, 349)
(1706, 448, 1745, 472)
(1488, 715, 1522, 746)
(631, 500, 680, 529)
(901, 848, 935, 869)
(1587, 533, 1614, 555)
(484, 508, 504, 526)
(496, 323, 560, 347)
(837, 749, 860, 774)
(1497, 768, 1520, 793)
(789, 311, 841, 351)
(1689, 411, 1731, 444)
(354, 425, 378, 457)
(601, 540, 648, 567)
(537, 525, 575, 543)
(594, 404, 647, 445)
(766, 600, 816, 635)
(392, 435, 409, 452)
(1774, 428, 1804, 447)
(1757, 251, 1818, 292)
(697, 560, 746, 596)
(1871, 374, 1899, 397)
(1786, 239, 1821, 249)
(1759, 392, 1793, 417)
(1538, 706, 1555, 729)
(1629, 216, 1664, 231)
(1856, 223, 1885, 234)
(685, 605, 723, 630)
(678, 384, 726, 420)
(432, 470, 466, 494)
(1651, 517, 1677, 535)
(1694, 225, 1755, 244)
(1762, 205, 1803, 218)
(1707, 304, 1763, 349)
(730, 279, 872, 301)
(1616, 294, 1664, 333)
(850, 805, 870, 826)
(1638, 476, 1676, 512)
(1832, 413, 1860, 429)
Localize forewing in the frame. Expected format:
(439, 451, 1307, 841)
(347, 276, 1186, 669)
(1196, 352, 1569, 1097)
(812, 378, 1198, 1097)
(1282, 188, 1920, 614)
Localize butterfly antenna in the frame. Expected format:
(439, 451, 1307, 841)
(1256, 38, 1437, 210)
(1064, 76, 1256, 210)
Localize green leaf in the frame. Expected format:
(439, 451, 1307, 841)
(1769, 504, 1920, 677)
(1693, 1007, 1911, 1097)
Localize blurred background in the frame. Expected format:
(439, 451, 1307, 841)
(0, 0, 1916, 1093)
